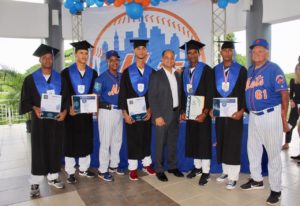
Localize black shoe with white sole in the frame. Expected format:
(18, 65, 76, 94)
(240, 178, 264, 190)
(79, 170, 95, 178)
(67, 174, 77, 184)
(199, 173, 210, 186)
(266, 191, 281, 205)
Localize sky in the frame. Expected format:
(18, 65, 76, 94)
(1, 1, 300, 74)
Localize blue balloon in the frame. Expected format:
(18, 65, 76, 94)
(107, 0, 115, 4)
(151, 0, 160, 6)
(74, 2, 84, 11)
(161, 0, 168, 2)
(95, 0, 104, 7)
(69, 5, 78, 15)
(86, 0, 95, 6)
(218, 0, 228, 8)
(228, 0, 238, 3)
(64, 0, 73, 9)
(126, 2, 144, 20)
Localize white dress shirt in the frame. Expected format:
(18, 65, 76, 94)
(163, 67, 179, 108)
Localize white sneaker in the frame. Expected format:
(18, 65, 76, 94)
(48, 179, 64, 189)
(226, 180, 237, 190)
(216, 174, 228, 183)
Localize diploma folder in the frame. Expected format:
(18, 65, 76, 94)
(213, 98, 238, 117)
(72, 94, 97, 113)
(127, 97, 147, 121)
(186, 95, 205, 120)
(40, 93, 62, 119)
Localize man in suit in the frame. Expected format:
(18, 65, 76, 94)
(148, 49, 184, 182)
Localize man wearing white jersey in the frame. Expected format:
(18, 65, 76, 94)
(241, 39, 289, 205)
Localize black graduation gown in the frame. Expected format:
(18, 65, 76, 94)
(214, 65, 247, 165)
(19, 74, 69, 176)
(182, 65, 214, 159)
(118, 68, 153, 160)
(61, 67, 98, 158)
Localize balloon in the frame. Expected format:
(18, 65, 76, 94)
(141, 0, 150, 7)
(69, 5, 78, 15)
(126, 2, 144, 20)
(135, 0, 144, 3)
(114, 0, 125, 7)
(64, 0, 73, 9)
(86, 0, 95, 6)
(218, 0, 228, 8)
(151, 0, 160, 6)
(228, 0, 238, 3)
(107, 0, 115, 4)
(74, 2, 84, 11)
(95, 0, 104, 7)
(161, 0, 168, 2)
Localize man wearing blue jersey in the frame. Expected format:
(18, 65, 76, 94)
(241, 39, 289, 205)
(94, 50, 124, 182)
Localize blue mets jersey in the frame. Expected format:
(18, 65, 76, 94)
(245, 61, 288, 111)
(93, 70, 121, 106)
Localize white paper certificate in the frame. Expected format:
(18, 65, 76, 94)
(72, 94, 97, 113)
(40, 93, 62, 119)
(213, 98, 238, 117)
(127, 97, 147, 121)
(186, 95, 205, 120)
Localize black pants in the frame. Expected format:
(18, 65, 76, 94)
(154, 111, 179, 173)
(285, 107, 299, 143)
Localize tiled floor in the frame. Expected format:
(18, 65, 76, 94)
(0, 124, 299, 206)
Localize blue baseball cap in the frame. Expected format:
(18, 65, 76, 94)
(106, 50, 120, 60)
(249, 38, 269, 50)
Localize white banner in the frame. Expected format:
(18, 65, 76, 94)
(82, 0, 212, 74)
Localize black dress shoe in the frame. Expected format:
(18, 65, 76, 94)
(291, 155, 300, 160)
(168, 168, 184, 177)
(156, 172, 168, 182)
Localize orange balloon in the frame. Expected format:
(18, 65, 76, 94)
(126, 0, 133, 2)
(135, 0, 143, 3)
(114, 0, 125, 7)
(141, 0, 150, 7)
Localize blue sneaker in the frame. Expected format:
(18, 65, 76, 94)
(98, 172, 114, 182)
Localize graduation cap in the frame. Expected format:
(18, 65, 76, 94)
(106, 50, 120, 60)
(179, 39, 205, 52)
(33, 44, 59, 57)
(215, 40, 238, 50)
(70, 40, 94, 52)
(129, 39, 149, 49)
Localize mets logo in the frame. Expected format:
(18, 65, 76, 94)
(90, 7, 205, 74)
(276, 75, 285, 85)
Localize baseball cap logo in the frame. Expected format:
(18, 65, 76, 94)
(256, 39, 260, 43)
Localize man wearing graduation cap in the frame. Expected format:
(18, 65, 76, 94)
(119, 39, 156, 181)
(20, 44, 69, 197)
(212, 41, 247, 189)
(180, 39, 214, 186)
(61, 40, 98, 183)
(93, 50, 124, 182)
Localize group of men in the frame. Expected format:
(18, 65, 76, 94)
(20, 37, 288, 205)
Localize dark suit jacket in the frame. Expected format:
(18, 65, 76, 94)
(148, 68, 182, 125)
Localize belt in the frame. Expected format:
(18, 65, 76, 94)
(251, 107, 274, 116)
(99, 102, 119, 110)
(173, 107, 179, 111)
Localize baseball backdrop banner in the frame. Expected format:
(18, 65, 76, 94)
(82, 0, 212, 74)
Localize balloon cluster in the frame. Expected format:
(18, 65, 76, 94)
(217, 0, 239, 9)
(64, 0, 177, 19)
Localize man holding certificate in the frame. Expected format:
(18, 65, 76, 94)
(180, 40, 214, 186)
(148, 49, 184, 182)
(212, 41, 247, 190)
(61, 40, 98, 184)
(119, 39, 156, 181)
(19, 44, 68, 197)
(93, 50, 124, 182)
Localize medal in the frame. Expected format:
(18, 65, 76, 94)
(187, 84, 193, 94)
(137, 83, 144, 92)
(78, 85, 85, 94)
(46, 89, 55, 95)
(222, 82, 230, 92)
